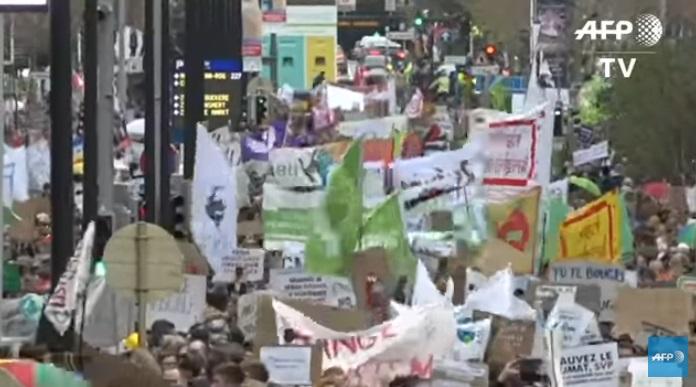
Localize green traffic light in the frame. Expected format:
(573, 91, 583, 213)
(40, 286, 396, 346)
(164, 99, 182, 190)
(414, 17, 423, 27)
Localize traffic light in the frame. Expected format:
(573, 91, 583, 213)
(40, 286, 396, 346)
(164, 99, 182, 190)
(414, 16, 424, 27)
(93, 215, 113, 276)
(172, 195, 186, 239)
(484, 44, 498, 58)
(553, 104, 563, 137)
(255, 95, 268, 125)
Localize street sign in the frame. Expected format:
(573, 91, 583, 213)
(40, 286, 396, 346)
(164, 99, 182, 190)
(387, 30, 415, 41)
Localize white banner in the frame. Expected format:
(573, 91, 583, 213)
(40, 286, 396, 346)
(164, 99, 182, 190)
(337, 115, 408, 139)
(550, 341, 619, 387)
(573, 141, 609, 167)
(220, 248, 265, 282)
(268, 147, 322, 188)
(147, 274, 206, 332)
(549, 262, 636, 322)
(269, 270, 356, 309)
(272, 300, 456, 386)
(45, 222, 96, 336)
(191, 127, 238, 281)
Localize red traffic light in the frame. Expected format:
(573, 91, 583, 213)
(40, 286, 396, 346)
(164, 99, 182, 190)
(484, 44, 497, 56)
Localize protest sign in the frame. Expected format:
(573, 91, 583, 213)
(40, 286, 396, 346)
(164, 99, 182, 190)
(146, 275, 206, 332)
(272, 300, 456, 386)
(449, 318, 491, 363)
(549, 178, 569, 204)
(676, 275, 696, 295)
(527, 282, 602, 317)
(572, 141, 609, 167)
(478, 313, 535, 376)
(549, 261, 635, 321)
(269, 270, 356, 309)
(281, 241, 305, 270)
(481, 116, 539, 186)
(268, 147, 322, 188)
(220, 248, 265, 282)
(614, 288, 693, 346)
(546, 301, 601, 348)
(260, 346, 313, 386)
(558, 192, 622, 264)
(626, 357, 682, 387)
(549, 342, 619, 387)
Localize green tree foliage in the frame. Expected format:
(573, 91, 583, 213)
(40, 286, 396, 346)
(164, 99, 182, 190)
(607, 40, 696, 180)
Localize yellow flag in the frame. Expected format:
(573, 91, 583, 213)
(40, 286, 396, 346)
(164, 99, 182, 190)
(559, 191, 622, 263)
(484, 187, 541, 274)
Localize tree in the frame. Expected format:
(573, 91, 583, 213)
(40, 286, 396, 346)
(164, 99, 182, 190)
(606, 39, 696, 181)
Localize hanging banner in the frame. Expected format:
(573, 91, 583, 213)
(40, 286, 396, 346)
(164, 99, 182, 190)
(482, 118, 539, 186)
(191, 127, 238, 281)
(558, 192, 622, 264)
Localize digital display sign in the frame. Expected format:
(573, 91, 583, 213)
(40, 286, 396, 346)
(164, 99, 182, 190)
(172, 58, 242, 138)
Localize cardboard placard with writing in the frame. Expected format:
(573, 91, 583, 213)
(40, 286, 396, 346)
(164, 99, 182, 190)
(8, 197, 50, 242)
(475, 311, 535, 377)
(527, 282, 602, 317)
(351, 247, 391, 309)
(614, 288, 693, 346)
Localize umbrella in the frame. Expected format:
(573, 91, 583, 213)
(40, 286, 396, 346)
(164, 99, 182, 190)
(570, 176, 601, 197)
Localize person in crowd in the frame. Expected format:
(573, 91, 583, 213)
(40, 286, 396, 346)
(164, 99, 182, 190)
(128, 348, 162, 377)
(178, 352, 208, 386)
(240, 359, 269, 384)
(211, 362, 246, 387)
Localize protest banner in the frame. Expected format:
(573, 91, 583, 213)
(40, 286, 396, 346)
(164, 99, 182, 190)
(558, 192, 622, 264)
(549, 341, 619, 387)
(260, 346, 313, 386)
(262, 183, 323, 250)
(337, 115, 408, 139)
(272, 300, 456, 386)
(572, 141, 609, 167)
(220, 248, 265, 282)
(268, 147, 322, 188)
(480, 115, 539, 187)
(146, 274, 206, 332)
(549, 261, 635, 321)
(269, 270, 357, 309)
(614, 288, 693, 347)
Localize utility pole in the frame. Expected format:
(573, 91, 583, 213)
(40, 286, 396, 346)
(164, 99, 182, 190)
(83, 0, 98, 227)
(37, 0, 75, 351)
(183, 0, 203, 180)
(117, 0, 128, 119)
(97, 0, 116, 215)
(0, 14, 5, 342)
(160, 0, 171, 229)
(144, 0, 163, 225)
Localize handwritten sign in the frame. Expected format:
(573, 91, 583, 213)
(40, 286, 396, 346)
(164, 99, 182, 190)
(260, 346, 313, 385)
(270, 270, 356, 309)
(483, 118, 538, 186)
(147, 274, 206, 331)
(220, 248, 265, 282)
(549, 262, 635, 322)
(550, 342, 619, 387)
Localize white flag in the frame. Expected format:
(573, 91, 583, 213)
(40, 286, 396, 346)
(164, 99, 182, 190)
(191, 126, 238, 282)
(44, 222, 96, 336)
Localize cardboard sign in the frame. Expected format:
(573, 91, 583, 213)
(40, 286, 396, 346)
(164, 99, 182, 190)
(477, 312, 535, 376)
(220, 248, 265, 282)
(146, 274, 206, 332)
(550, 342, 619, 387)
(269, 270, 356, 309)
(677, 275, 696, 295)
(549, 262, 634, 321)
(614, 288, 693, 345)
(572, 141, 609, 167)
(527, 282, 602, 317)
(260, 346, 313, 385)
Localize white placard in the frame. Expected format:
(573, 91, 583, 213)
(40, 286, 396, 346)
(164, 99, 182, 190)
(220, 248, 265, 282)
(483, 118, 538, 185)
(281, 241, 305, 270)
(269, 147, 322, 188)
(549, 262, 635, 322)
(269, 270, 356, 309)
(260, 346, 313, 386)
(550, 342, 619, 387)
(146, 275, 206, 332)
(573, 141, 609, 167)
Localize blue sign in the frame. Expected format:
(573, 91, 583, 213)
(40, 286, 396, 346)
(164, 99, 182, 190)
(204, 59, 243, 73)
(648, 336, 688, 378)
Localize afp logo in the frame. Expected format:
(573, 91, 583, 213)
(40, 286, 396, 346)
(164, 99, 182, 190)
(575, 14, 663, 78)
